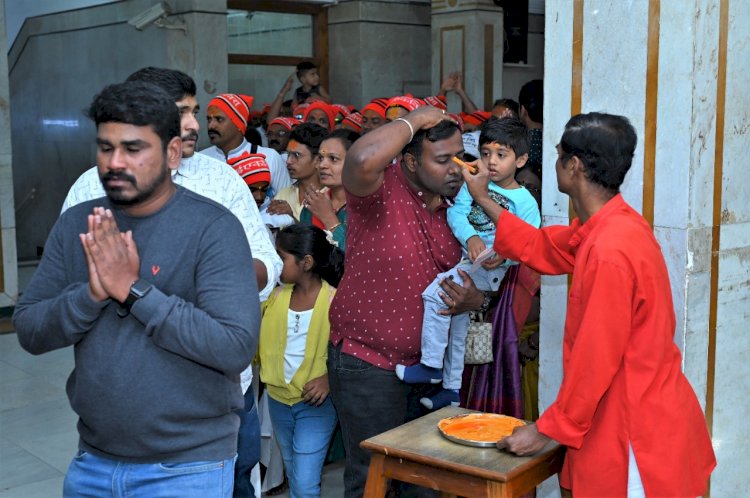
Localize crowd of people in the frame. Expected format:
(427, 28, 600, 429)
(12, 62, 715, 498)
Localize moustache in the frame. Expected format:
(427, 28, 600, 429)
(101, 171, 136, 186)
(207, 130, 221, 137)
(182, 132, 199, 142)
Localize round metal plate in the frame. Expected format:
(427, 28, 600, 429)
(437, 413, 526, 448)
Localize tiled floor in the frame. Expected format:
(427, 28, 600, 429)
(0, 329, 344, 497)
(0, 331, 75, 497)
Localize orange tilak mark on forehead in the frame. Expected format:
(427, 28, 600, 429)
(287, 140, 300, 152)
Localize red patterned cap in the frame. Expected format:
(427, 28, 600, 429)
(228, 152, 270, 186)
(208, 94, 254, 134)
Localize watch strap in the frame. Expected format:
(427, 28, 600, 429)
(123, 279, 153, 311)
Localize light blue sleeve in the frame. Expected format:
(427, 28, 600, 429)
(513, 191, 542, 228)
(447, 185, 480, 247)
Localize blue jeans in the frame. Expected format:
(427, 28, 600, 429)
(63, 450, 235, 498)
(267, 396, 337, 498)
(234, 388, 260, 498)
(421, 260, 508, 389)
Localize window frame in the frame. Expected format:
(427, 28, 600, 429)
(226, 1, 329, 90)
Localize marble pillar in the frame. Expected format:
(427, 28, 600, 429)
(328, 0, 432, 108)
(539, 1, 750, 496)
(0, 0, 18, 307)
(430, 0, 505, 111)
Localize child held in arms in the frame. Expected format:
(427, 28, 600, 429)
(396, 117, 541, 409)
(292, 61, 331, 106)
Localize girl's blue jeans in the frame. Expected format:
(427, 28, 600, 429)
(267, 395, 337, 498)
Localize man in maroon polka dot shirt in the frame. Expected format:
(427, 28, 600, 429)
(327, 105, 486, 497)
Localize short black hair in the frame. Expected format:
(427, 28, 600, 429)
(296, 61, 317, 79)
(88, 81, 180, 151)
(519, 79, 543, 124)
(402, 120, 462, 159)
(288, 122, 328, 155)
(560, 112, 637, 193)
(492, 98, 520, 116)
(125, 67, 196, 103)
(479, 117, 529, 157)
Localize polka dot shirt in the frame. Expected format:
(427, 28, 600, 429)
(329, 163, 462, 370)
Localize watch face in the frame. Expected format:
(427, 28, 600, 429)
(131, 280, 152, 297)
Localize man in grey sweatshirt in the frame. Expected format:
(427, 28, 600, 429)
(13, 81, 260, 498)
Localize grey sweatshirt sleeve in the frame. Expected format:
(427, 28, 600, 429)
(13, 217, 110, 355)
(129, 212, 261, 375)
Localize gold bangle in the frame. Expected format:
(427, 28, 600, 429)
(326, 222, 342, 231)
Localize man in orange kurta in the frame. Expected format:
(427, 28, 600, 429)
(462, 113, 716, 497)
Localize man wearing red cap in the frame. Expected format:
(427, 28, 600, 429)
(200, 93, 292, 199)
(385, 95, 424, 122)
(303, 101, 337, 131)
(266, 117, 301, 156)
(341, 112, 362, 134)
(229, 153, 273, 208)
(230, 153, 295, 232)
(360, 98, 388, 134)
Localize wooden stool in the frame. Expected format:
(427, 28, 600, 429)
(361, 406, 565, 498)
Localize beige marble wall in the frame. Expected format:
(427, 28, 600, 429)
(0, 0, 19, 307)
(430, 1, 545, 111)
(430, 0, 505, 111)
(539, 1, 750, 496)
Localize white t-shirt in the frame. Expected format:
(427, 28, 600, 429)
(284, 308, 313, 383)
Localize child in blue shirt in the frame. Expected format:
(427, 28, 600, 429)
(396, 117, 541, 409)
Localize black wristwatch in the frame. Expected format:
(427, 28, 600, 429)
(123, 279, 153, 312)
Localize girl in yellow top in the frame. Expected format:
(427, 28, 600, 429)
(258, 224, 344, 498)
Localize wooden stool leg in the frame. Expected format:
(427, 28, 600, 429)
(363, 453, 389, 498)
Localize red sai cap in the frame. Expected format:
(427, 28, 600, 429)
(268, 117, 302, 131)
(303, 101, 337, 131)
(461, 111, 492, 126)
(331, 103, 352, 118)
(361, 98, 389, 119)
(387, 95, 423, 113)
(423, 95, 448, 110)
(228, 152, 271, 186)
(292, 103, 310, 119)
(208, 94, 254, 134)
(341, 112, 363, 133)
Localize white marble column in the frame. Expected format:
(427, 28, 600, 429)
(539, 1, 749, 496)
(0, 0, 19, 307)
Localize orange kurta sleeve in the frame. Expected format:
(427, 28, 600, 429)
(493, 209, 576, 276)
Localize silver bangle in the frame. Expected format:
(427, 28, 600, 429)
(395, 117, 414, 142)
